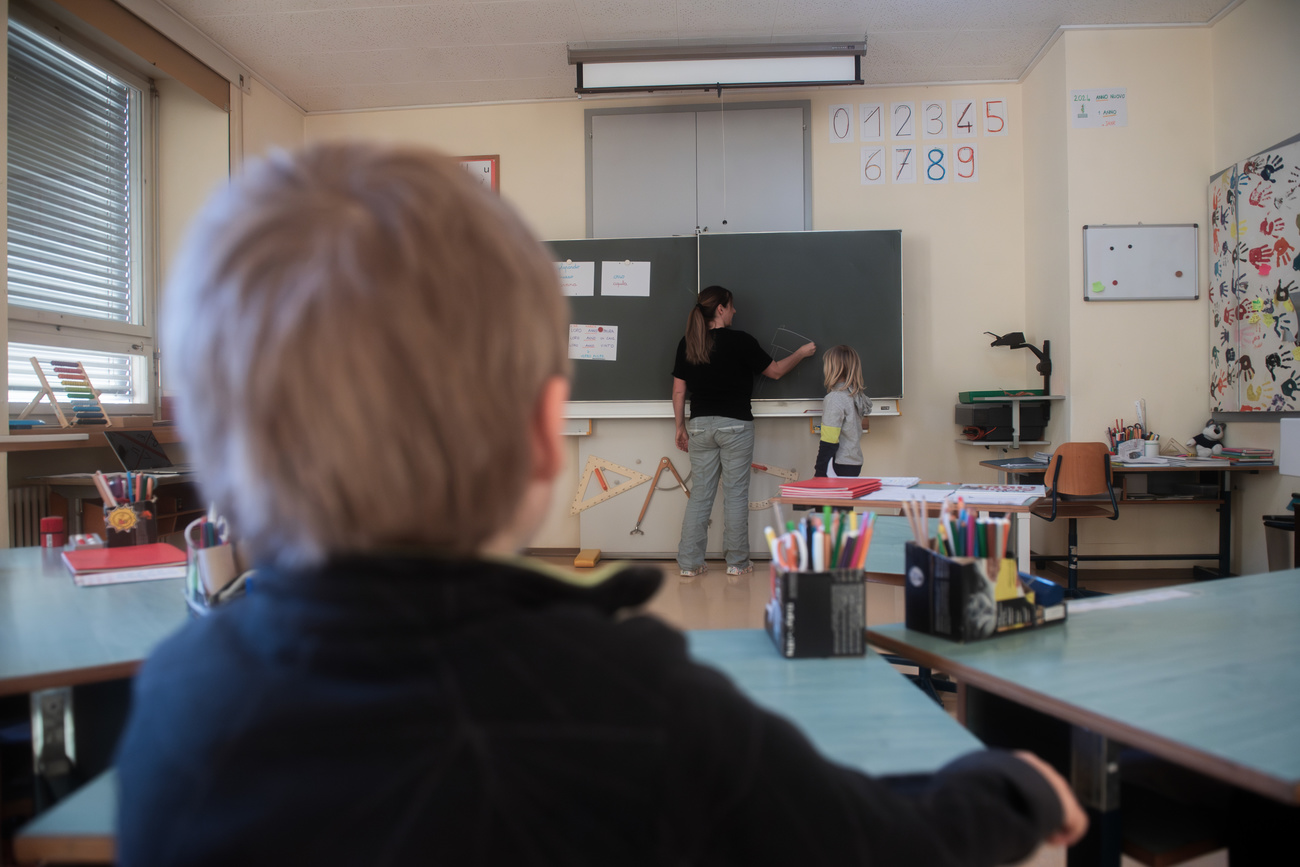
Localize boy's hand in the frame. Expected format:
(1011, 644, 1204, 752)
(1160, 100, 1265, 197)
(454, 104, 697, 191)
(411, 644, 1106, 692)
(1013, 751, 1089, 846)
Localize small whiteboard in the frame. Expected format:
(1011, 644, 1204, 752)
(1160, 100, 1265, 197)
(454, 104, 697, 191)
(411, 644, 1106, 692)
(1083, 224, 1198, 301)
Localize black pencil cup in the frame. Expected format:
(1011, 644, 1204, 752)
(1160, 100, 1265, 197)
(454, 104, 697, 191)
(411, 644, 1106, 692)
(764, 566, 866, 658)
(105, 499, 159, 547)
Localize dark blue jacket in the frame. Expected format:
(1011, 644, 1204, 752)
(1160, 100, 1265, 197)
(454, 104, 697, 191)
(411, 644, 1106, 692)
(117, 554, 1061, 865)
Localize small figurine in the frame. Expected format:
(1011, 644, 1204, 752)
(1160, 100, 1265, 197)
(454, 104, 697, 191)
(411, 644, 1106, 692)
(1190, 420, 1226, 457)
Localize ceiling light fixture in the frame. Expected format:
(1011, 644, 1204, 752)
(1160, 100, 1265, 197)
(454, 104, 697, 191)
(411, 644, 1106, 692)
(569, 41, 865, 95)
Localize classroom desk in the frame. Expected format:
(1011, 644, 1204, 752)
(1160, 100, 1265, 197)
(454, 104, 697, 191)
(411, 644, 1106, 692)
(774, 483, 1040, 573)
(867, 571, 1300, 866)
(15, 630, 985, 863)
(981, 459, 1277, 578)
(0, 546, 187, 696)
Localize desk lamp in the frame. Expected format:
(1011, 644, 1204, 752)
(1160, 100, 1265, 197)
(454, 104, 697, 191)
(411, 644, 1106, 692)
(985, 332, 1052, 394)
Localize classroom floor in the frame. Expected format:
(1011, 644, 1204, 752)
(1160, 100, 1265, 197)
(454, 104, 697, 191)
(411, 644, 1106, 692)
(535, 554, 1230, 867)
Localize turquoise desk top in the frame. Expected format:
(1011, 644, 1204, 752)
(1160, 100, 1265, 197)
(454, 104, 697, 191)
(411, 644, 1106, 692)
(860, 515, 935, 577)
(868, 571, 1300, 803)
(0, 546, 188, 696)
(688, 629, 982, 777)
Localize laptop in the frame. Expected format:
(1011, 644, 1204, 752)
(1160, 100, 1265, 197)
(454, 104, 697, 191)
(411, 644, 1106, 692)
(104, 430, 194, 475)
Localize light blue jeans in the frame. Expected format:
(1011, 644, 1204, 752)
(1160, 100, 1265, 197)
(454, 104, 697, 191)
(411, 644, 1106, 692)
(677, 416, 755, 571)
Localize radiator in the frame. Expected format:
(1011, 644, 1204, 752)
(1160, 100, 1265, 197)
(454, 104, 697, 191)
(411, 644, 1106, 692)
(9, 485, 51, 548)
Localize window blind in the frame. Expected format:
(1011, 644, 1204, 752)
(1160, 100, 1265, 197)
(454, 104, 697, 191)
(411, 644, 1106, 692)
(7, 19, 136, 323)
(7, 342, 133, 402)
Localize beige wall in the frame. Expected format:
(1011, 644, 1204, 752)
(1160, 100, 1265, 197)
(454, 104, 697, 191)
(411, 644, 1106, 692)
(307, 87, 1034, 550)
(241, 77, 305, 163)
(1208, 0, 1300, 574)
(156, 79, 230, 288)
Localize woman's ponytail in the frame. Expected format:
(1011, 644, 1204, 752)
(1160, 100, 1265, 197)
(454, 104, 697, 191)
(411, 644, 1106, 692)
(684, 286, 733, 364)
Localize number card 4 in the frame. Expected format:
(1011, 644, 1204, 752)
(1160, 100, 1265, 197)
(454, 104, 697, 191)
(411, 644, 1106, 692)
(952, 100, 977, 138)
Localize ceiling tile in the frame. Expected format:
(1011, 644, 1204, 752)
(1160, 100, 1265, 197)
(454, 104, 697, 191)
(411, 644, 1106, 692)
(943, 26, 1055, 66)
(863, 30, 959, 67)
(471, 2, 585, 44)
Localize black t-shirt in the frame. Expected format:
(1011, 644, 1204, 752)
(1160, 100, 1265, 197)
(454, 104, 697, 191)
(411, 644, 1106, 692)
(672, 328, 773, 422)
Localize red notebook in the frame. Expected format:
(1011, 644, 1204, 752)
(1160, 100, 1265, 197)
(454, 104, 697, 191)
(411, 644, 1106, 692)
(63, 543, 187, 586)
(779, 477, 883, 499)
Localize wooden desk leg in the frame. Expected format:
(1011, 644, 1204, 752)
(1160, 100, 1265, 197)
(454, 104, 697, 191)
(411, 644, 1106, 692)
(1069, 728, 1122, 867)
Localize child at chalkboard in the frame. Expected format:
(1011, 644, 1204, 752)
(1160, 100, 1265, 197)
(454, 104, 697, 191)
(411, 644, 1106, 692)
(815, 345, 873, 477)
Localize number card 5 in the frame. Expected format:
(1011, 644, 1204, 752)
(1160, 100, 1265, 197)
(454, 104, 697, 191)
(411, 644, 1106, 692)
(983, 99, 1008, 136)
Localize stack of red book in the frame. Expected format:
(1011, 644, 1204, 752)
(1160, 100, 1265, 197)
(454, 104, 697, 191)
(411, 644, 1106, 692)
(778, 477, 883, 499)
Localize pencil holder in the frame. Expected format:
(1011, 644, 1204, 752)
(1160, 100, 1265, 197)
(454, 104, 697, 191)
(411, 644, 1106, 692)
(903, 543, 1065, 642)
(764, 565, 866, 658)
(105, 499, 159, 548)
(183, 515, 245, 616)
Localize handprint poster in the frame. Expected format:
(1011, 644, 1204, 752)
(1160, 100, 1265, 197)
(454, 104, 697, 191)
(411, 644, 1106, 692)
(1209, 134, 1300, 412)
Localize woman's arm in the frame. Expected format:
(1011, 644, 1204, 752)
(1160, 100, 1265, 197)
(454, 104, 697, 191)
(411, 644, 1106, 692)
(762, 342, 816, 380)
(672, 377, 689, 452)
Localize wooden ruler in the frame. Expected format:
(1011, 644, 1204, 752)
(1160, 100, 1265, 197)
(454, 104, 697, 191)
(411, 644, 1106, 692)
(749, 461, 798, 510)
(569, 455, 652, 515)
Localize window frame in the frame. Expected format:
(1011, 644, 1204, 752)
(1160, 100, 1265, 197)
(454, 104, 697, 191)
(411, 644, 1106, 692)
(6, 6, 158, 416)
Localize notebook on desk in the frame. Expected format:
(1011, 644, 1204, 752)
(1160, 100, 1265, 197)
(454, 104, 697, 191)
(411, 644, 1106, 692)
(104, 431, 193, 475)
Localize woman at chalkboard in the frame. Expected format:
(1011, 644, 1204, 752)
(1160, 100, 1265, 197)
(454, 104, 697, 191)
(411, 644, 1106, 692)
(672, 285, 816, 580)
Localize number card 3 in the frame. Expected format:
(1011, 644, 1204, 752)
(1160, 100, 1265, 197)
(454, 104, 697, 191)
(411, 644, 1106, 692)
(921, 101, 947, 139)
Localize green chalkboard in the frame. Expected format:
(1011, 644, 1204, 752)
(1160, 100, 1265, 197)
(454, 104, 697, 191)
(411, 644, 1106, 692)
(547, 230, 903, 403)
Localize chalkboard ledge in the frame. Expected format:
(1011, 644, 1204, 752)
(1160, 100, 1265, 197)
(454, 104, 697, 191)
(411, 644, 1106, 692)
(564, 399, 901, 420)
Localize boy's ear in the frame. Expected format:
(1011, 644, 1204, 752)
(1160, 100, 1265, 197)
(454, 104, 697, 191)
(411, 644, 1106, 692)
(530, 376, 569, 481)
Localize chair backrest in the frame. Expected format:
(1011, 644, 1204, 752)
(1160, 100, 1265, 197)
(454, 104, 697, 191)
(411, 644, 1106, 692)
(1046, 442, 1114, 496)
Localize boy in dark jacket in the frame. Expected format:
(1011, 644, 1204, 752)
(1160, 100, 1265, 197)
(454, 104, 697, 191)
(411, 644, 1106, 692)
(116, 142, 1085, 866)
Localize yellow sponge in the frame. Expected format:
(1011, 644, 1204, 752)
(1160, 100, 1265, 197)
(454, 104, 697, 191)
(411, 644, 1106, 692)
(573, 548, 602, 568)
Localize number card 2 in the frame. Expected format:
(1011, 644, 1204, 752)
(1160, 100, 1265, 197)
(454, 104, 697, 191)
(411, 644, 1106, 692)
(829, 104, 853, 143)
(951, 100, 976, 138)
(860, 146, 885, 186)
(954, 143, 979, 183)
(890, 102, 916, 140)
(859, 103, 884, 141)
(922, 144, 949, 184)
(892, 146, 917, 183)
(921, 101, 947, 139)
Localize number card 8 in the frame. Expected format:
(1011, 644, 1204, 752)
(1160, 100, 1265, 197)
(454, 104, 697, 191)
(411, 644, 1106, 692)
(922, 145, 949, 184)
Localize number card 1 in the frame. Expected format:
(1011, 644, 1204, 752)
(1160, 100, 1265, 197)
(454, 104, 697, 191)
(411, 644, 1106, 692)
(859, 103, 884, 141)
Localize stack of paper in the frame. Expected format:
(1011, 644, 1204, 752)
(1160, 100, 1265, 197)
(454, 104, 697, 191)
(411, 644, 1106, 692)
(1220, 447, 1274, 464)
(63, 543, 187, 587)
(779, 477, 883, 499)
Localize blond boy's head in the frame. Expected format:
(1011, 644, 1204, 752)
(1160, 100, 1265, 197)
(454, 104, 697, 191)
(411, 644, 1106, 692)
(163, 143, 570, 566)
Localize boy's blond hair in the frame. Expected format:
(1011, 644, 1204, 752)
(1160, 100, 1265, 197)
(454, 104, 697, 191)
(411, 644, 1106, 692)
(162, 142, 570, 565)
(822, 344, 864, 395)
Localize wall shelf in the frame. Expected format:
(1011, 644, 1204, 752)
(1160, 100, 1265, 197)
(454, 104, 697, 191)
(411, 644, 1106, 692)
(956, 394, 1065, 450)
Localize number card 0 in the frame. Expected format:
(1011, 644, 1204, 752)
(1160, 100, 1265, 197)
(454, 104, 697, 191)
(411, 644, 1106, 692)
(829, 104, 853, 143)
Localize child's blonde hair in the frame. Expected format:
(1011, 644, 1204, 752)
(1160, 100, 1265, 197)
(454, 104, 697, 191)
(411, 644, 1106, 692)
(163, 142, 569, 566)
(823, 345, 864, 395)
